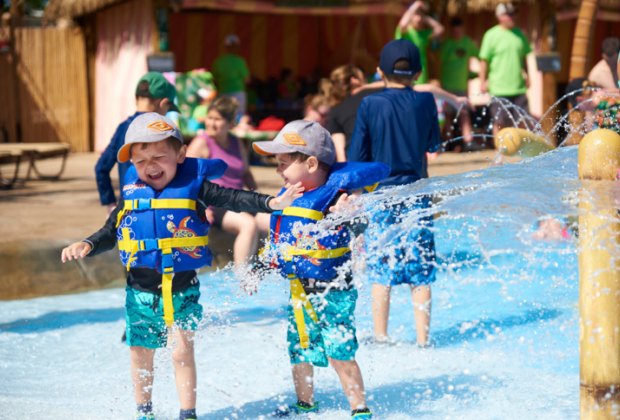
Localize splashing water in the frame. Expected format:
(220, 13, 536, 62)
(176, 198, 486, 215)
(4, 147, 620, 419)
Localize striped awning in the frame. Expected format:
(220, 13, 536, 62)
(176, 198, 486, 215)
(180, 0, 404, 15)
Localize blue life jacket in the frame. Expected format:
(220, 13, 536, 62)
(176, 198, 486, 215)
(270, 161, 390, 280)
(116, 157, 227, 274)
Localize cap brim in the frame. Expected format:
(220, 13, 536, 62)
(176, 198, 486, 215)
(252, 141, 297, 156)
(117, 144, 133, 163)
(168, 103, 180, 112)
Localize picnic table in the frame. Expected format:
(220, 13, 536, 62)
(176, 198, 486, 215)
(0, 142, 70, 189)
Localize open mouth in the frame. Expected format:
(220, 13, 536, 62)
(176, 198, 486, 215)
(148, 171, 164, 181)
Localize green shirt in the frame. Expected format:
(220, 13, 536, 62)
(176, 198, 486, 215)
(479, 25, 532, 96)
(211, 53, 250, 94)
(439, 36, 478, 93)
(395, 26, 433, 84)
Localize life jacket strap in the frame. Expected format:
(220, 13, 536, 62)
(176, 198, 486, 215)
(364, 182, 379, 193)
(282, 207, 324, 221)
(161, 248, 175, 327)
(283, 246, 350, 262)
(116, 198, 197, 227)
(289, 274, 319, 349)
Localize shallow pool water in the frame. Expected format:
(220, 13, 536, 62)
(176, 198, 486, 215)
(1, 147, 592, 419)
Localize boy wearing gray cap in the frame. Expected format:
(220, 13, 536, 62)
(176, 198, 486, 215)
(61, 113, 302, 420)
(253, 120, 389, 419)
(348, 39, 441, 348)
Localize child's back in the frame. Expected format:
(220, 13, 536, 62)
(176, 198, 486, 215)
(350, 87, 440, 183)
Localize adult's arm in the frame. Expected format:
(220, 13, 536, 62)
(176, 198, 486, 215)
(398, 1, 425, 32)
(478, 60, 489, 94)
(415, 84, 471, 109)
(424, 14, 444, 39)
(238, 138, 258, 190)
(332, 133, 347, 162)
(186, 135, 211, 159)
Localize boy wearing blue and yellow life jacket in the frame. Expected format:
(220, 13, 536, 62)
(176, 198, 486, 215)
(61, 113, 302, 420)
(253, 120, 390, 420)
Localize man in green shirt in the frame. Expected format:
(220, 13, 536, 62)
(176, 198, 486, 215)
(395, 1, 444, 84)
(479, 2, 532, 136)
(440, 17, 479, 150)
(211, 34, 250, 122)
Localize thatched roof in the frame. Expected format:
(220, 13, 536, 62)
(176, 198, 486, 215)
(44, 0, 620, 21)
(45, 0, 124, 20)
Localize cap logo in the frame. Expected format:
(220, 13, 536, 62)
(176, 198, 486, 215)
(147, 120, 173, 132)
(283, 133, 306, 146)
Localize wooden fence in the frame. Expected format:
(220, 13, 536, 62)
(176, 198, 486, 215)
(0, 26, 90, 152)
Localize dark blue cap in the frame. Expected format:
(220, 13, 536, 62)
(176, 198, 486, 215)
(379, 39, 422, 76)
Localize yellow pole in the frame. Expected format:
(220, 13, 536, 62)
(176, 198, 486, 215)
(494, 127, 555, 157)
(578, 129, 620, 419)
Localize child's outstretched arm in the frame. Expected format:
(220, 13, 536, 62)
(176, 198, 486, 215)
(61, 241, 92, 263)
(268, 182, 304, 210)
(198, 181, 304, 214)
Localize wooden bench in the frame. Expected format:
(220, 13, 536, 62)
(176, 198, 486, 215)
(0, 143, 70, 188)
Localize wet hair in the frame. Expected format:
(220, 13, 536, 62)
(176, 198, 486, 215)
(325, 64, 365, 106)
(208, 96, 239, 123)
(384, 59, 416, 85)
(288, 151, 332, 174)
(602, 37, 620, 58)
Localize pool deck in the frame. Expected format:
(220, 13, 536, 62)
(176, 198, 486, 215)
(0, 150, 514, 299)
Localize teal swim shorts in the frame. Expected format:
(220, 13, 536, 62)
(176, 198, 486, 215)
(125, 284, 203, 349)
(287, 289, 359, 367)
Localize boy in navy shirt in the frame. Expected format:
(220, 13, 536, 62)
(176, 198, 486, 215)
(348, 39, 441, 347)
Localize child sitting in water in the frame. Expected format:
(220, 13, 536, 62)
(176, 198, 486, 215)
(252, 120, 390, 419)
(61, 113, 302, 420)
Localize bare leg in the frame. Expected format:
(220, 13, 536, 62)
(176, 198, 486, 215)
(220, 210, 259, 266)
(254, 212, 271, 235)
(411, 285, 432, 346)
(459, 110, 473, 143)
(292, 363, 314, 404)
(330, 359, 367, 410)
(130, 346, 156, 405)
(371, 284, 391, 340)
(170, 328, 197, 410)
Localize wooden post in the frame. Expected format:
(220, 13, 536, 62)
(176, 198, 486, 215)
(569, 0, 599, 80)
(578, 128, 620, 419)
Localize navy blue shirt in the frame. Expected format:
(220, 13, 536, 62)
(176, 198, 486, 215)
(95, 112, 143, 205)
(347, 87, 440, 185)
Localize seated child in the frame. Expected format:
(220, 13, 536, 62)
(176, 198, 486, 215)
(252, 120, 390, 419)
(61, 113, 302, 420)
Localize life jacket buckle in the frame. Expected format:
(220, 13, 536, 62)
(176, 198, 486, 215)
(161, 252, 174, 271)
(135, 198, 152, 210)
(140, 239, 159, 251)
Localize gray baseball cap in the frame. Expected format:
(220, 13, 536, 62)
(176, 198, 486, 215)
(117, 112, 183, 163)
(252, 120, 336, 166)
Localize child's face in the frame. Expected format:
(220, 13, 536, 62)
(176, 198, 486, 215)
(205, 109, 234, 139)
(130, 140, 186, 190)
(275, 153, 312, 187)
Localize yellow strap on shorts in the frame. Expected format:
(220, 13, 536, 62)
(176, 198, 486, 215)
(117, 233, 208, 327)
(289, 274, 319, 349)
(116, 198, 197, 227)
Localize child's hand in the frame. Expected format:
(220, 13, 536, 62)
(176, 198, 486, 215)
(329, 190, 362, 213)
(61, 241, 92, 263)
(269, 182, 304, 210)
